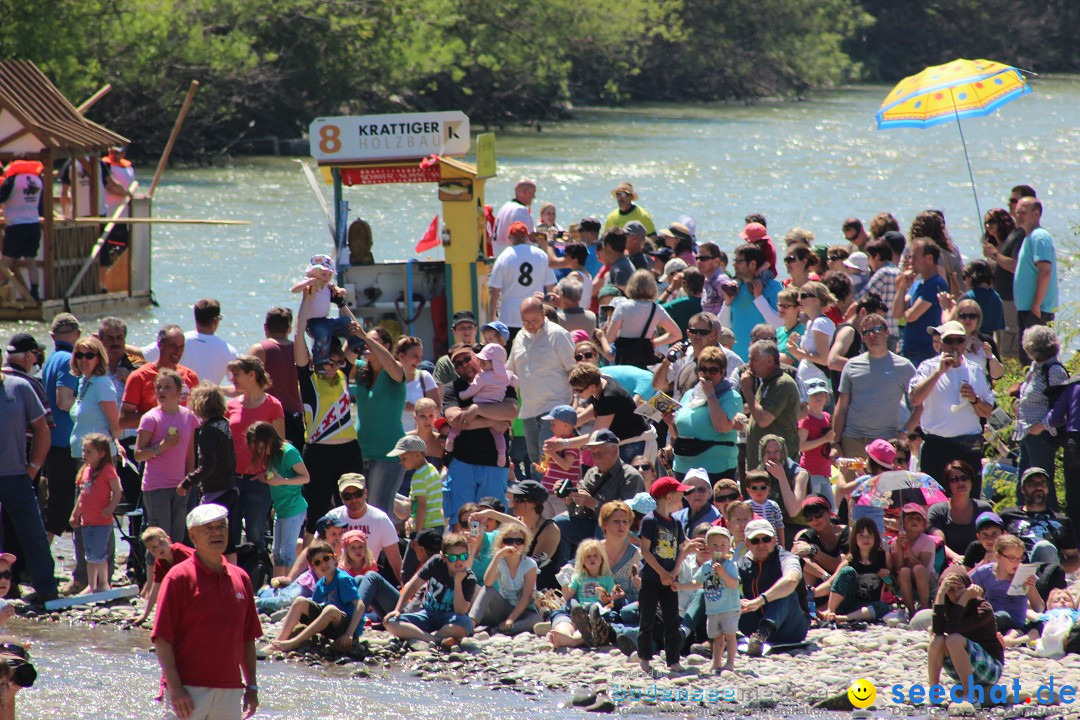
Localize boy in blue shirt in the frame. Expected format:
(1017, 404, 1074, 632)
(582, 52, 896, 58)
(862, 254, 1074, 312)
(271, 541, 363, 651)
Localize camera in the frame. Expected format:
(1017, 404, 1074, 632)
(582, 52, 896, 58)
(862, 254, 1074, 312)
(0, 643, 35, 688)
(555, 479, 575, 498)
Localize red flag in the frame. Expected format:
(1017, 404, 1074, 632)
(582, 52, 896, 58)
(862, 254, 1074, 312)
(415, 215, 440, 253)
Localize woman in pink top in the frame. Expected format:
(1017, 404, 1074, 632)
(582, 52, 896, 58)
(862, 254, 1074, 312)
(226, 355, 285, 551)
(134, 369, 198, 569)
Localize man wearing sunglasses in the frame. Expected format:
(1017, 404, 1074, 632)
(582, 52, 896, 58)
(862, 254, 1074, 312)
(832, 313, 915, 460)
(908, 321, 994, 486)
(653, 312, 743, 400)
(716, 243, 781, 363)
(736, 519, 809, 656)
(324, 474, 402, 585)
(695, 241, 726, 317)
(432, 311, 479, 394)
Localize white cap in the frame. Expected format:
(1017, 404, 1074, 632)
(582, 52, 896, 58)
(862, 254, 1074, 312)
(744, 518, 776, 539)
(660, 258, 688, 283)
(683, 468, 710, 488)
(843, 252, 869, 274)
(187, 503, 228, 529)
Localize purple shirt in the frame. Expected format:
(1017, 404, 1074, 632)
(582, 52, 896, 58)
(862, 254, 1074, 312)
(1046, 382, 1080, 434)
(969, 563, 1027, 626)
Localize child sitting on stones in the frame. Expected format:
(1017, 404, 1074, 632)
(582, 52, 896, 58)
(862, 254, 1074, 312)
(272, 541, 363, 652)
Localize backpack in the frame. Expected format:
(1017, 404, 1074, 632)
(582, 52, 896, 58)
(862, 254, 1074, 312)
(235, 543, 273, 590)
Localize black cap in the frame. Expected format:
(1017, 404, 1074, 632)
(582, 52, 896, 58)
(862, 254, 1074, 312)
(648, 247, 674, 260)
(6, 333, 44, 354)
(452, 310, 477, 328)
(315, 514, 348, 535)
(415, 528, 444, 554)
(508, 479, 549, 503)
(579, 217, 602, 232)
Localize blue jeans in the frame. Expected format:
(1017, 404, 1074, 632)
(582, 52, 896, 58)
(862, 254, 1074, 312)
(256, 580, 305, 613)
(443, 459, 507, 526)
(272, 511, 306, 568)
(1017, 431, 1060, 510)
(0, 474, 56, 596)
(522, 415, 555, 483)
(237, 474, 272, 550)
(306, 316, 363, 366)
(363, 458, 404, 516)
(738, 590, 809, 645)
(356, 571, 401, 619)
(619, 441, 646, 465)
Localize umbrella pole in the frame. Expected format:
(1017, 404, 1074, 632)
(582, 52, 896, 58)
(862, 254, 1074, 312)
(950, 87, 983, 225)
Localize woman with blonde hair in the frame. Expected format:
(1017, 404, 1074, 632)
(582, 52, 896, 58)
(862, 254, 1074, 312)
(785, 281, 836, 388)
(606, 269, 682, 368)
(69, 336, 125, 462)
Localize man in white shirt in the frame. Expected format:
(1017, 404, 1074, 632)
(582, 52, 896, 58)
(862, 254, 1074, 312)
(491, 179, 536, 259)
(325, 474, 402, 584)
(142, 298, 237, 384)
(507, 298, 576, 481)
(908, 321, 995, 485)
(488, 222, 556, 342)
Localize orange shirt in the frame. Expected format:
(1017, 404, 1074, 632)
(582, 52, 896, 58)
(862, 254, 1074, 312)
(121, 362, 199, 414)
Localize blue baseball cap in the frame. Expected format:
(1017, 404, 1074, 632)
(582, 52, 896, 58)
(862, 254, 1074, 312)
(975, 511, 1004, 531)
(541, 404, 577, 425)
(480, 321, 510, 342)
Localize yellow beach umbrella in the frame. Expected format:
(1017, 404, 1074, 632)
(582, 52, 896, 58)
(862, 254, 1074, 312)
(876, 58, 1032, 220)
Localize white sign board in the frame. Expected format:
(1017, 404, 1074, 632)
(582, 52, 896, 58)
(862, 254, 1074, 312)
(310, 111, 470, 163)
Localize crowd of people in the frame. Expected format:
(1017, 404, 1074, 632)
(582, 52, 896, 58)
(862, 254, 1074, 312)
(0, 177, 1076, 718)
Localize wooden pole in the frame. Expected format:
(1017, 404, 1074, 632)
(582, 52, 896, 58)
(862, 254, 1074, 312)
(76, 84, 112, 113)
(148, 80, 199, 198)
(64, 181, 139, 299)
(71, 217, 250, 225)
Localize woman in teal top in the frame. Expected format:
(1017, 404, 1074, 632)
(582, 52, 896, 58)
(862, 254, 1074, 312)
(667, 346, 742, 481)
(349, 327, 406, 515)
(248, 421, 310, 576)
(68, 336, 124, 460)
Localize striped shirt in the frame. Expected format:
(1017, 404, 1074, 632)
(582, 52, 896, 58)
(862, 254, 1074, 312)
(749, 499, 784, 531)
(864, 264, 900, 338)
(542, 447, 580, 493)
(409, 462, 445, 529)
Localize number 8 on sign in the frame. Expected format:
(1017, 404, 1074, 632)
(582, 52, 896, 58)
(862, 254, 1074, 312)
(319, 125, 341, 154)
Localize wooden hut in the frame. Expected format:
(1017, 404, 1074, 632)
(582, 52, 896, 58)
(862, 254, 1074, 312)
(0, 60, 152, 320)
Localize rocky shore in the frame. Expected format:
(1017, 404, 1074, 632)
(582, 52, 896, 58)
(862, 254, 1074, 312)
(22, 598, 1080, 717)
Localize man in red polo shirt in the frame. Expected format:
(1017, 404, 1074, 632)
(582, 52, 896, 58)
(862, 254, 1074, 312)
(152, 503, 262, 720)
(120, 324, 199, 429)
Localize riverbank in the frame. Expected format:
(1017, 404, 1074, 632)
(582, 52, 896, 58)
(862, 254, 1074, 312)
(17, 596, 1080, 717)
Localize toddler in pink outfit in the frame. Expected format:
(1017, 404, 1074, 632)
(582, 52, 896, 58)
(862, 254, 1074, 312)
(446, 343, 518, 466)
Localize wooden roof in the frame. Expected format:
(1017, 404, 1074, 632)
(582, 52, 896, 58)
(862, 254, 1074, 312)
(0, 60, 127, 157)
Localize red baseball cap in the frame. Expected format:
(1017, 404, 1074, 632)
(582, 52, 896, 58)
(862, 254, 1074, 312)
(508, 221, 530, 236)
(901, 502, 927, 521)
(739, 222, 770, 243)
(650, 476, 693, 500)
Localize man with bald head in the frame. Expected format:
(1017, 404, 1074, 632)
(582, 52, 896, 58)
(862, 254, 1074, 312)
(1012, 196, 1058, 361)
(121, 324, 200, 428)
(492, 178, 537, 259)
(488, 222, 556, 343)
(508, 297, 575, 483)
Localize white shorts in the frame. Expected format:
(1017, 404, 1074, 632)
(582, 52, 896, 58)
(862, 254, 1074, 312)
(165, 686, 244, 720)
(707, 611, 740, 638)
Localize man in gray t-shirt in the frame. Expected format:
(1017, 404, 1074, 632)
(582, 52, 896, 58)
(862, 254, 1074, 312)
(832, 313, 916, 458)
(0, 362, 57, 600)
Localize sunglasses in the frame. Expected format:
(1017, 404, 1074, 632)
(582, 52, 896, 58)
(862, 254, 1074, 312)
(445, 552, 469, 562)
(748, 484, 769, 492)
(799, 293, 815, 301)
(942, 336, 965, 345)
(510, 495, 527, 503)
(340, 490, 364, 500)
(687, 328, 711, 336)
(696, 255, 717, 262)
(0, 571, 11, 580)
(946, 475, 970, 483)
(783, 255, 798, 263)
(748, 536, 772, 545)
(827, 254, 847, 261)
(72, 351, 97, 360)
(715, 493, 739, 503)
(863, 325, 888, 336)
(777, 303, 795, 310)
(452, 356, 473, 368)
(502, 537, 526, 546)
(574, 352, 595, 361)
(688, 486, 709, 494)
(1008, 198, 1019, 205)
(312, 555, 335, 567)
(958, 312, 979, 320)
(895, 456, 910, 464)
(633, 464, 653, 472)
(698, 366, 722, 375)
(616, 191, 631, 198)
(802, 509, 828, 520)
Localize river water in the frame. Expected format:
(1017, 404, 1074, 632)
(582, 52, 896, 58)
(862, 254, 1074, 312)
(1, 78, 1077, 346)
(3, 80, 1079, 717)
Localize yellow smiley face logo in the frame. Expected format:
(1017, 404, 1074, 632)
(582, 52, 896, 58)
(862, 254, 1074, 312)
(848, 678, 876, 709)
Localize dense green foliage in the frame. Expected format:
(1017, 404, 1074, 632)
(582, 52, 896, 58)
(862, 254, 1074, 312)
(1, 0, 1077, 156)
